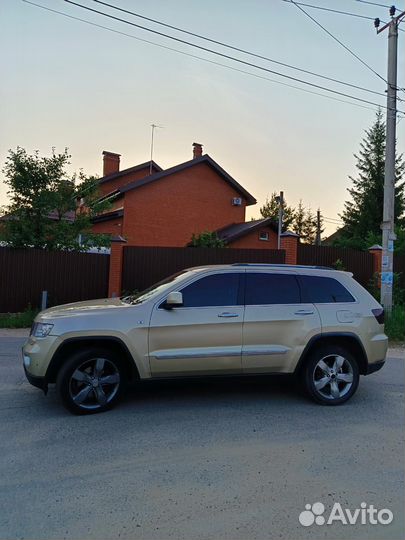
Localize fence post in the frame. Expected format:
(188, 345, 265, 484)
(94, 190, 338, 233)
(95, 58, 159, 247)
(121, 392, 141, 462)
(369, 244, 383, 273)
(280, 232, 299, 265)
(368, 245, 383, 287)
(108, 237, 127, 298)
(40, 291, 48, 311)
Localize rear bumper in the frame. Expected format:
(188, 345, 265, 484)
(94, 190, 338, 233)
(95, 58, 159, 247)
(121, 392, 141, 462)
(366, 360, 385, 375)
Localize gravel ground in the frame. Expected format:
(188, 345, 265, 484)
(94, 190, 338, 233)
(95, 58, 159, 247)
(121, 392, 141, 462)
(0, 335, 403, 540)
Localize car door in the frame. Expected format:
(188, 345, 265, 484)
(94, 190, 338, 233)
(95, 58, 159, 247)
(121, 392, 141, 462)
(242, 271, 321, 373)
(148, 272, 244, 377)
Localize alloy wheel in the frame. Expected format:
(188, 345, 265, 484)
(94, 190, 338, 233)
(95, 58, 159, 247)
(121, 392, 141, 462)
(312, 354, 354, 401)
(69, 357, 120, 410)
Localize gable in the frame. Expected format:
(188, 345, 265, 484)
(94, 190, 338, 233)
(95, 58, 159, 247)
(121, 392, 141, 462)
(119, 155, 256, 206)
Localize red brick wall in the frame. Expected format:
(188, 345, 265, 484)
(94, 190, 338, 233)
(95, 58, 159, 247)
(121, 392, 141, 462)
(281, 235, 298, 265)
(108, 242, 124, 297)
(98, 166, 151, 197)
(229, 228, 278, 249)
(121, 162, 247, 246)
(92, 218, 123, 236)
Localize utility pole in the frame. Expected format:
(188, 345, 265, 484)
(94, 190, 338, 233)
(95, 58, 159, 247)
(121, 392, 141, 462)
(375, 7, 405, 312)
(315, 209, 322, 246)
(276, 191, 284, 249)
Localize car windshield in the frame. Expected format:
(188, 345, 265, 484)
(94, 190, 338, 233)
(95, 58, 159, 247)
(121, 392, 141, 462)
(121, 269, 197, 305)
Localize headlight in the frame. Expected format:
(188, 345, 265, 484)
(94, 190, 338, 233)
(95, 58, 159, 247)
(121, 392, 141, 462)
(31, 322, 54, 338)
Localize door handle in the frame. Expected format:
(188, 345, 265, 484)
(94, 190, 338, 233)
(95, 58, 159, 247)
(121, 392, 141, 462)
(218, 312, 239, 318)
(294, 310, 314, 315)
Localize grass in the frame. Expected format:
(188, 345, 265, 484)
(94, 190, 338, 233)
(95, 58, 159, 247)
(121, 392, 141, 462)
(385, 305, 405, 342)
(0, 308, 38, 329)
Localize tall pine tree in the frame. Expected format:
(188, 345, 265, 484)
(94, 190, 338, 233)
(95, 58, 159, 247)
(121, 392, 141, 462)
(336, 110, 405, 250)
(260, 192, 295, 231)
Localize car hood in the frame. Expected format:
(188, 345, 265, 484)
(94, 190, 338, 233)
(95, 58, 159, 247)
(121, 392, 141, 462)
(38, 297, 131, 319)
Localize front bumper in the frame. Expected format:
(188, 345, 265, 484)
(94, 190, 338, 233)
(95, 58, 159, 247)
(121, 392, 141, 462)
(23, 364, 48, 393)
(366, 360, 385, 375)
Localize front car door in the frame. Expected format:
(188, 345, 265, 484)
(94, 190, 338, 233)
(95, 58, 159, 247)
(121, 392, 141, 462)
(149, 271, 244, 377)
(242, 271, 321, 373)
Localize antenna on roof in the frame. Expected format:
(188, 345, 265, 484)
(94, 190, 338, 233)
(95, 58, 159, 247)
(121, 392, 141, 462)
(150, 123, 164, 174)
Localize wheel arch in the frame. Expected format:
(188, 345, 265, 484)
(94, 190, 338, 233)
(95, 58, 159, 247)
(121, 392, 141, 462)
(46, 336, 140, 383)
(295, 333, 368, 376)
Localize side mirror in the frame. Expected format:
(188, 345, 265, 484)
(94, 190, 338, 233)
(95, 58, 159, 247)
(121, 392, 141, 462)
(164, 291, 183, 309)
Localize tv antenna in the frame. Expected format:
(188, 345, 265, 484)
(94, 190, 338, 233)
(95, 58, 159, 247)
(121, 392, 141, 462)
(150, 123, 164, 174)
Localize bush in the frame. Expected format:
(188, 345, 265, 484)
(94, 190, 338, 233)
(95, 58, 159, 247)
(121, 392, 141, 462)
(385, 305, 405, 341)
(368, 272, 404, 306)
(0, 308, 38, 328)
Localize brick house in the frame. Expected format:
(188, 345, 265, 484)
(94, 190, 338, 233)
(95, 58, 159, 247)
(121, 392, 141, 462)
(92, 144, 279, 249)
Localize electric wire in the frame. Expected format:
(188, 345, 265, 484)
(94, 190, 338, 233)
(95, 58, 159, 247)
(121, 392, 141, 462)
(280, 0, 405, 32)
(286, 0, 388, 84)
(60, 0, 404, 114)
(88, 0, 390, 98)
(23, 1, 389, 115)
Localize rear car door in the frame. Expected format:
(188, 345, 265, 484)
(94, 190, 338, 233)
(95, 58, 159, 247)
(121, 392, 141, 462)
(242, 271, 321, 373)
(149, 272, 244, 376)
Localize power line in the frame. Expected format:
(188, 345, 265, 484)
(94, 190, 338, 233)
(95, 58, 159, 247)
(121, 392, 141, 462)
(286, 0, 388, 84)
(61, 0, 404, 114)
(353, 0, 397, 9)
(22, 1, 387, 115)
(88, 0, 388, 98)
(280, 0, 376, 20)
(280, 0, 405, 32)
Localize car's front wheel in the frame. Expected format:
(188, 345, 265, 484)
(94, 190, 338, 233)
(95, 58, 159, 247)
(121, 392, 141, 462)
(56, 348, 126, 414)
(303, 345, 360, 405)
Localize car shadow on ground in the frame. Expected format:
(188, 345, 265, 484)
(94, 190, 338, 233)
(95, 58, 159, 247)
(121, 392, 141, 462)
(124, 374, 305, 407)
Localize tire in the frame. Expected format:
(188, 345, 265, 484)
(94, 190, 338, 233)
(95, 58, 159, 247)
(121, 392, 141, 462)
(302, 344, 360, 406)
(56, 347, 127, 415)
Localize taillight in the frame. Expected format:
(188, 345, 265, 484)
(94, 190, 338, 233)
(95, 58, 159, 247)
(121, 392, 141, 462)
(372, 308, 385, 324)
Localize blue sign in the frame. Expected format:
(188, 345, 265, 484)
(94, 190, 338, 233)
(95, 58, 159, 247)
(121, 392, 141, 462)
(381, 272, 393, 286)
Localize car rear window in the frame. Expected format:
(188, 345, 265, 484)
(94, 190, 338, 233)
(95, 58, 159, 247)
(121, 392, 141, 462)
(299, 275, 355, 303)
(245, 273, 300, 305)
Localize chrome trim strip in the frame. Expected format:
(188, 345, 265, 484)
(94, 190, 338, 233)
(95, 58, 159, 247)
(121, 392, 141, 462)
(152, 347, 241, 360)
(242, 346, 289, 356)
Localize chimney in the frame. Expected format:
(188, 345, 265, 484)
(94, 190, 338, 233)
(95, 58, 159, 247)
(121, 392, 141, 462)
(103, 151, 121, 177)
(192, 142, 203, 159)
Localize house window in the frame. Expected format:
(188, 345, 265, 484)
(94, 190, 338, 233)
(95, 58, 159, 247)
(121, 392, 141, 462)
(259, 231, 269, 241)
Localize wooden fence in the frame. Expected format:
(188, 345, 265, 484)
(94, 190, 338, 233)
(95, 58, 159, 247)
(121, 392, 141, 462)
(394, 254, 405, 289)
(297, 244, 375, 286)
(0, 248, 110, 313)
(122, 246, 285, 294)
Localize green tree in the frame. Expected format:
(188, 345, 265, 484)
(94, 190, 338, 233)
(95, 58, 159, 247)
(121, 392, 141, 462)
(190, 231, 226, 247)
(259, 192, 295, 231)
(335, 110, 405, 251)
(301, 208, 318, 244)
(292, 200, 305, 237)
(0, 147, 111, 250)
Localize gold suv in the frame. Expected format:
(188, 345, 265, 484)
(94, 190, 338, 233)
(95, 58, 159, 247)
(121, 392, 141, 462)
(23, 264, 388, 414)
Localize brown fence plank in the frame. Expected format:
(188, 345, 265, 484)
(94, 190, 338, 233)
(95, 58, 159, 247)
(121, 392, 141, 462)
(0, 248, 110, 312)
(297, 245, 374, 286)
(394, 254, 405, 289)
(122, 246, 285, 294)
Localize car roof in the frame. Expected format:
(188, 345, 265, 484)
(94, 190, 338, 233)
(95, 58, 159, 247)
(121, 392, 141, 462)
(183, 263, 352, 277)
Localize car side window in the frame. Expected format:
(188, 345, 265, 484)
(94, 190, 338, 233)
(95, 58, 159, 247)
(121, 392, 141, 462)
(299, 275, 355, 303)
(179, 273, 242, 308)
(245, 273, 300, 305)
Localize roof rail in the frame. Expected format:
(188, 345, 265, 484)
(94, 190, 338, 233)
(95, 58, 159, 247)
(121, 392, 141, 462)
(231, 263, 334, 270)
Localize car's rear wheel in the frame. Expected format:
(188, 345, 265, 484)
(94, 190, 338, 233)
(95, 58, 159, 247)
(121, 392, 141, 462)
(303, 345, 359, 405)
(56, 348, 126, 414)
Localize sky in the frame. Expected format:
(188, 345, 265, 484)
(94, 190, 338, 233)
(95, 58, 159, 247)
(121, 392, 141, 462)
(1, 0, 404, 235)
